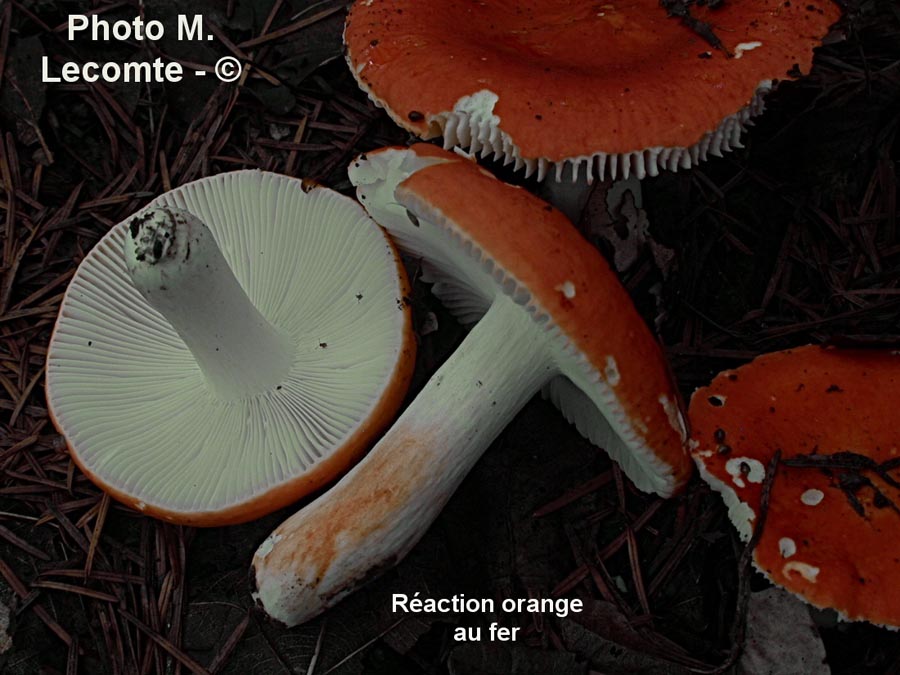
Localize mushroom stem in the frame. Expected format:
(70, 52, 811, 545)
(538, 170, 643, 227)
(252, 294, 556, 626)
(124, 206, 294, 400)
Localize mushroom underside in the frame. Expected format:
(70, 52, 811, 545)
(47, 171, 413, 523)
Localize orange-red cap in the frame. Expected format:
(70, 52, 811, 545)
(690, 344, 900, 627)
(345, 0, 840, 180)
(352, 144, 693, 495)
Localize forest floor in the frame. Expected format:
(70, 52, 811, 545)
(0, 0, 898, 673)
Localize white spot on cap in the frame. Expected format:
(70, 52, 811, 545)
(801, 489, 824, 506)
(135, 501, 146, 511)
(604, 356, 620, 386)
(725, 457, 765, 488)
(734, 41, 763, 59)
(257, 533, 283, 559)
(783, 561, 820, 583)
(555, 281, 576, 299)
(659, 394, 687, 440)
(779, 537, 797, 558)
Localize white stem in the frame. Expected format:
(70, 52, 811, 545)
(538, 175, 593, 224)
(124, 206, 294, 400)
(252, 295, 556, 626)
(538, 171, 643, 227)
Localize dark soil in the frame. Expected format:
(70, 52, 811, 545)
(0, 0, 898, 673)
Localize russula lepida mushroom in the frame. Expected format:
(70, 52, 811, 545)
(344, 0, 841, 218)
(690, 344, 900, 628)
(46, 171, 415, 526)
(251, 144, 691, 626)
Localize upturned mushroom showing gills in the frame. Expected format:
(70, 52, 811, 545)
(46, 171, 415, 526)
(251, 144, 691, 626)
(344, 0, 840, 184)
(690, 344, 900, 628)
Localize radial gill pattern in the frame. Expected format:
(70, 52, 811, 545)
(47, 171, 411, 523)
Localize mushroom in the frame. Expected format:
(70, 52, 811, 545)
(46, 171, 415, 526)
(344, 0, 840, 219)
(251, 144, 691, 626)
(689, 344, 900, 628)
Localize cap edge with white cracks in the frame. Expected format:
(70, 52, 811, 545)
(689, 348, 900, 630)
(344, 0, 838, 181)
(345, 30, 772, 184)
(692, 447, 900, 631)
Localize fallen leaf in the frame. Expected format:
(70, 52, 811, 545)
(560, 599, 689, 675)
(737, 587, 829, 675)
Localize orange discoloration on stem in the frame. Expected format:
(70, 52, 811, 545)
(398, 148, 691, 488)
(277, 427, 436, 586)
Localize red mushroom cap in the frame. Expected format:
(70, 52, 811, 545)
(690, 344, 900, 627)
(345, 0, 840, 180)
(352, 143, 693, 495)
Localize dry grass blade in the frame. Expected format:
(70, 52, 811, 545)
(306, 618, 327, 675)
(532, 471, 612, 517)
(551, 564, 589, 597)
(31, 580, 118, 603)
(0, 523, 50, 560)
(84, 492, 110, 579)
(0, 555, 72, 645)
(0, 2, 12, 85)
(66, 635, 79, 675)
(0, 432, 39, 461)
(624, 526, 651, 619)
(237, 5, 343, 49)
(2, 182, 82, 315)
(208, 611, 250, 674)
(121, 610, 212, 675)
(320, 618, 405, 675)
(692, 451, 782, 675)
(45, 504, 92, 554)
(8, 366, 42, 427)
(41, 568, 143, 585)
